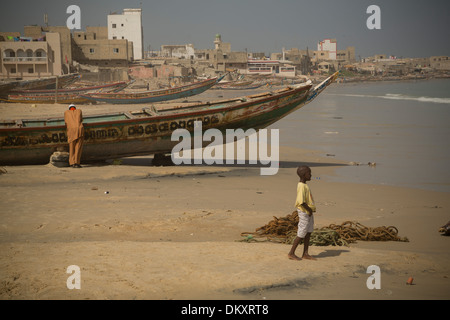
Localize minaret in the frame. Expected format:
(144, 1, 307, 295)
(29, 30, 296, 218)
(214, 34, 222, 50)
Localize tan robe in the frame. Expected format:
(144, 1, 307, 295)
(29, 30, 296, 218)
(64, 109, 84, 165)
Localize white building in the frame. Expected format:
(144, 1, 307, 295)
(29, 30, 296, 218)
(246, 59, 296, 77)
(108, 8, 143, 60)
(317, 38, 337, 60)
(161, 44, 195, 59)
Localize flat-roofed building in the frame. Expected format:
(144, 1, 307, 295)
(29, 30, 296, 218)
(0, 32, 62, 79)
(108, 8, 143, 60)
(72, 26, 133, 67)
(161, 44, 195, 59)
(318, 39, 337, 60)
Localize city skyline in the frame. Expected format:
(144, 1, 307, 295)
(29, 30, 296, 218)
(1, 0, 449, 59)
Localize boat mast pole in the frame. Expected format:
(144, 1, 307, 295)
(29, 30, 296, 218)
(55, 76, 58, 104)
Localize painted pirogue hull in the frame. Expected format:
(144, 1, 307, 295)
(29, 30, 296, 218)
(80, 77, 220, 104)
(214, 82, 266, 90)
(0, 72, 338, 165)
(6, 95, 93, 104)
(0, 74, 80, 98)
(7, 81, 129, 104)
(10, 81, 128, 95)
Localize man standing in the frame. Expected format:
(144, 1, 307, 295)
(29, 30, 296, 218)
(64, 104, 84, 168)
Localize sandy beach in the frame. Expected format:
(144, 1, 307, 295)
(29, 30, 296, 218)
(0, 100, 449, 301)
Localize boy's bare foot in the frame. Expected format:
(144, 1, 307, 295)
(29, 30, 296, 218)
(302, 254, 317, 260)
(288, 254, 302, 261)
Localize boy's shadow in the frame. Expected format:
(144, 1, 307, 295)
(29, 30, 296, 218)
(315, 249, 350, 258)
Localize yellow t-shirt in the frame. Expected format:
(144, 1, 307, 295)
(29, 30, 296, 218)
(295, 182, 316, 215)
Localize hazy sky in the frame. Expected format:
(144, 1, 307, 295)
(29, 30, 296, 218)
(1, 0, 449, 58)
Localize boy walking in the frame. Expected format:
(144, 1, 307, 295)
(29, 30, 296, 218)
(288, 165, 317, 261)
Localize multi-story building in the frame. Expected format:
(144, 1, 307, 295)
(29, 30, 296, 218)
(271, 48, 312, 75)
(315, 39, 355, 64)
(108, 8, 144, 60)
(317, 39, 337, 60)
(72, 26, 133, 67)
(246, 59, 296, 77)
(430, 56, 450, 71)
(0, 32, 62, 79)
(336, 47, 356, 63)
(24, 25, 73, 74)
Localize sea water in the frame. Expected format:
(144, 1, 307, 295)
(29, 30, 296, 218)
(275, 78, 450, 192)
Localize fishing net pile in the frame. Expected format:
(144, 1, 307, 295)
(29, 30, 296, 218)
(240, 211, 409, 246)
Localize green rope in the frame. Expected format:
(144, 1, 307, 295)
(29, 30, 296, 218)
(239, 228, 349, 246)
(239, 212, 408, 246)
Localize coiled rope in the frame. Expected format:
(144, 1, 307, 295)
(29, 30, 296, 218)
(240, 211, 409, 245)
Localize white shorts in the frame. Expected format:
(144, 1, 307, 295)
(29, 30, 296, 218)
(297, 209, 314, 238)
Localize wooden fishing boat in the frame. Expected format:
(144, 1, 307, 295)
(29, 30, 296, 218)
(80, 76, 222, 104)
(304, 71, 339, 104)
(0, 72, 338, 165)
(217, 80, 253, 87)
(6, 81, 129, 104)
(0, 74, 80, 98)
(10, 81, 128, 95)
(214, 82, 266, 90)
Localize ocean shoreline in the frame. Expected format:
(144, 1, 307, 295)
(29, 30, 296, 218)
(327, 72, 450, 85)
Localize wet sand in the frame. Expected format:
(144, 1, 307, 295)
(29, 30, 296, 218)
(0, 101, 449, 300)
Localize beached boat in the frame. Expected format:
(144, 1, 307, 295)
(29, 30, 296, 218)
(0, 72, 338, 165)
(304, 71, 339, 104)
(6, 81, 129, 104)
(214, 82, 266, 90)
(10, 81, 128, 95)
(0, 74, 80, 99)
(217, 80, 253, 87)
(80, 76, 223, 104)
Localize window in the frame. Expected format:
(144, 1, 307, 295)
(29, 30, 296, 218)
(36, 51, 42, 57)
(112, 24, 116, 28)
(28, 68, 34, 73)
(89, 48, 95, 53)
(121, 24, 124, 27)
(113, 48, 119, 53)
(113, 36, 117, 39)
(10, 67, 16, 73)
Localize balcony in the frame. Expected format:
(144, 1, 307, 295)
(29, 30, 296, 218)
(3, 57, 47, 63)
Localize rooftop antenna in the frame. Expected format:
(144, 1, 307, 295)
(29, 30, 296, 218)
(44, 13, 48, 27)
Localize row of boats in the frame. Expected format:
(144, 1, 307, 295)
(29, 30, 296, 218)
(1, 73, 302, 105)
(2, 74, 223, 104)
(0, 71, 339, 165)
